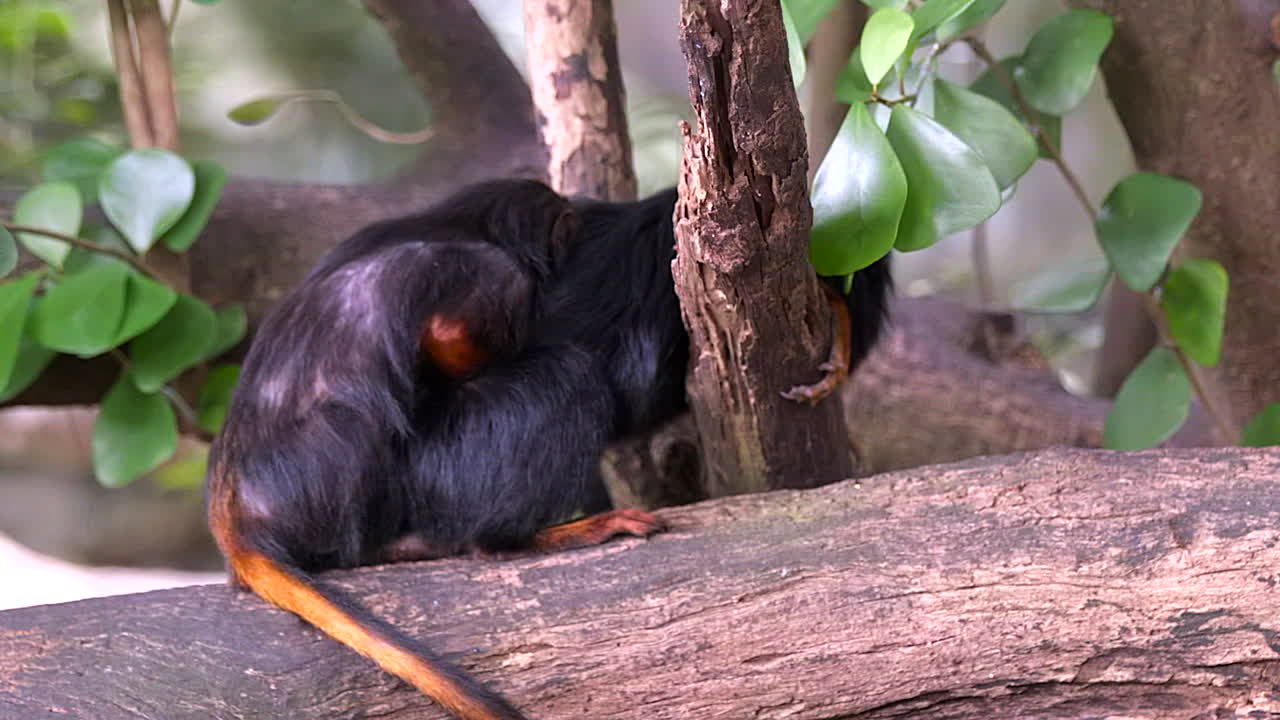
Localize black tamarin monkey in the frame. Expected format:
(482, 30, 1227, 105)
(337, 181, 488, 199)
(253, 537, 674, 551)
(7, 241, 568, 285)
(207, 180, 892, 720)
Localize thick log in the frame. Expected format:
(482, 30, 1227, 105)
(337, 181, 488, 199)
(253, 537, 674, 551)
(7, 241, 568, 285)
(3, 447, 1278, 719)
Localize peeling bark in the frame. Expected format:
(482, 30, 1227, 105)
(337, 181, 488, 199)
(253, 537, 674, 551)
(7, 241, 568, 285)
(675, 0, 855, 497)
(524, 0, 636, 200)
(3, 447, 1279, 719)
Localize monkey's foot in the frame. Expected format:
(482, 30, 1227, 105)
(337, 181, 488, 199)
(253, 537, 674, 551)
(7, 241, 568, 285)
(533, 509, 669, 552)
(781, 360, 848, 405)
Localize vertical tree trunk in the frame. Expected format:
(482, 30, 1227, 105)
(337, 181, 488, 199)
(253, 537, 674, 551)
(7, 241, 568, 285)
(1068, 0, 1280, 434)
(675, 0, 855, 497)
(524, 0, 637, 200)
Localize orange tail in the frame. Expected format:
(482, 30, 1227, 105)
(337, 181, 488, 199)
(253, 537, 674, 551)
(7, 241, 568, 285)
(228, 548, 526, 720)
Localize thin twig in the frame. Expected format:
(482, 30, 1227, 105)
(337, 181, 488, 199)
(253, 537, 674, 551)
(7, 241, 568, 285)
(167, 0, 181, 38)
(2, 222, 159, 279)
(258, 91, 435, 144)
(106, 0, 154, 146)
(129, 0, 181, 151)
(965, 36, 1237, 444)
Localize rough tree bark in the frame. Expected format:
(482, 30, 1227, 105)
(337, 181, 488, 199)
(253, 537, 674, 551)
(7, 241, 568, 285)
(1067, 0, 1280, 432)
(675, 0, 856, 497)
(3, 447, 1278, 719)
(523, 0, 637, 200)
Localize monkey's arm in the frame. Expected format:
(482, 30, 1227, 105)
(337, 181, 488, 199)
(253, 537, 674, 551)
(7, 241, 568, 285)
(781, 282, 854, 406)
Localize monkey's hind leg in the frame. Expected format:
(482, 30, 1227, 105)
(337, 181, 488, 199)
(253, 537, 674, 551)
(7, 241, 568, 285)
(531, 509, 668, 552)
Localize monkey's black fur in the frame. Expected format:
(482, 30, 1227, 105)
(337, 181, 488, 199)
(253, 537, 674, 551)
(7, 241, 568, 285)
(208, 179, 891, 720)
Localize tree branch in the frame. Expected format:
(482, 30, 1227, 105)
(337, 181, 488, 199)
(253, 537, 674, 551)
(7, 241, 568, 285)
(3, 447, 1277, 719)
(524, 0, 637, 200)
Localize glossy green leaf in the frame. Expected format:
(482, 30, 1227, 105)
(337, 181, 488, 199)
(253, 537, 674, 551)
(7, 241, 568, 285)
(884, 105, 1001, 252)
(809, 103, 907, 275)
(909, 0, 976, 43)
(861, 8, 914, 86)
(932, 79, 1037, 189)
(783, 0, 840, 43)
(937, 0, 1007, 40)
(835, 49, 874, 104)
(99, 149, 196, 254)
(152, 453, 209, 491)
(160, 161, 227, 252)
(0, 227, 15, 277)
(1161, 259, 1227, 367)
(31, 262, 129, 357)
(93, 373, 179, 487)
(970, 57, 1062, 159)
(227, 97, 283, 126)
(1241, 404, 1280, 447)
(114, 271, 179, 345)
(198, 363, 241, 435)
(0, 336, 56, 403)
(129, 293, 217, 392)
(1015, 10, 1113, 115)
(0, 273, 39, 390)
(203, 303, 248, 361)
(40, 138, 123, 202)
(14, 181, 81, 268)
(781, 1, 808, 88)
(1104, 347, 1191, 450)
(1010, 259, 1109, 313)
(1097, 172, 1202, 292)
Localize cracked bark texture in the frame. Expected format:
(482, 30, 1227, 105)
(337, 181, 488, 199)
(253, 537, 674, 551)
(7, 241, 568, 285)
(3, 447, 1279, 719)
(1067, 0, 1280, 433)
(524, 0, 636, 200)
(674, 0, 855, 497)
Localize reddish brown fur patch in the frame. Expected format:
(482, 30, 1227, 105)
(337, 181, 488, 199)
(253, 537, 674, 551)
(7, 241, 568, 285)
(421, 314, 490, 379)
(532, 509, 668, 552)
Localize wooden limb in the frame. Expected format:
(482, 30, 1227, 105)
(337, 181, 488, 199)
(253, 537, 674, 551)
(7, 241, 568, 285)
(3, 447, 1278, 719)
(674, 0, 855, 496)
(128, 0, 180, 151)
(106, 0, 153, 147)
(523, 0, 636, 200)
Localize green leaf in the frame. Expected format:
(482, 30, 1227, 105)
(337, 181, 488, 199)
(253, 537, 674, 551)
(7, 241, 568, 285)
(114, 271, 179, 345)
(1097, 172, 1202, 292)
(884, 105, 1001, 252)
(203, 303, 248, 361)
(1161, 259, 1227, 367)
(40, 138, 123, 202)
(14, 181, 81, 268)
(970, 57, 1062, 159)
(937, 0, 1007, 41)
(0, 273, 40, 389)
(1104, 347, 1191, 450)
(152, 453, 209, 491)
(198, 363, 241, 435)
(781, 0, 808, 88)
(129, 293, 217, 392)
(861, 8, 914, 86)
(31, 262, 129, 357)
(931, 79, 1037, 189)
(0, 336, 55, 403)
(160, 161, 227, 252)
(1010, 259, 1109, 313)
(1241, 404, 1280, 447)
(99, 148, 196, 254)
(0, 227, 15, 277)
(809, 103, 907, 275)
(1015, 9, 1114, 115)
(783, 0, 840, 43)
(227, 97, 284, 126)
(835, 49, 874, 104)
(909, 0, 977, 43)
(93, 373, 179, 487)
